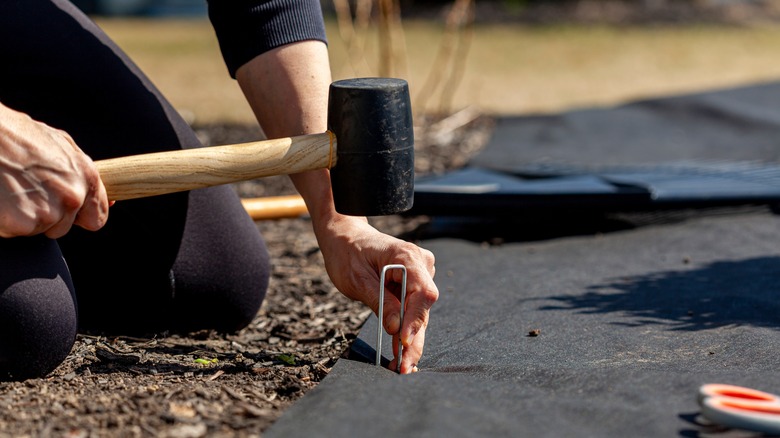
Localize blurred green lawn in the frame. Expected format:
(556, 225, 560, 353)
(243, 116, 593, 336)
(96, 17, 780, 125)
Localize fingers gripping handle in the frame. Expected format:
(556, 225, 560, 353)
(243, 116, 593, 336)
(96, 132, 336, 201)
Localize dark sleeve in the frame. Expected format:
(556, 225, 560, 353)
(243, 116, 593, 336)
(207, 0, 328, 78)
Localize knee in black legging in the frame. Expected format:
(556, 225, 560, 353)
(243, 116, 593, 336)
(168, 187, 271, 334)
(0, 237, 78, 381)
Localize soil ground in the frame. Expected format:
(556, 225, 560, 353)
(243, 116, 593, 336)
(0, 115, 494, 438)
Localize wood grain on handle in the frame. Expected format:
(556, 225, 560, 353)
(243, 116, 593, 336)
(96, 132, 336, 201)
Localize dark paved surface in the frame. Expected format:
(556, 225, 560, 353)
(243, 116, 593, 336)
(266, 82, 780, 437)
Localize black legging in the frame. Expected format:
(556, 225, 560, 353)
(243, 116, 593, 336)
(0, 0, 270, 380)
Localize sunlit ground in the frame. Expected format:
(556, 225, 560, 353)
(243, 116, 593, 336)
(96, 17, 780, 124)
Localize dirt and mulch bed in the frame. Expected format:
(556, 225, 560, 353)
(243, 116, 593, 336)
(0, 111, 494, 438)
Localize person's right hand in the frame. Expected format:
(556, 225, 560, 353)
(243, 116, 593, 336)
(0, 104, 109, 239)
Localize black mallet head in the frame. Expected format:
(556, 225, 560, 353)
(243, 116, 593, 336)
(328, 78, 415, 216)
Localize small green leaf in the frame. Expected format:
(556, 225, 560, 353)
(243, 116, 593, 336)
(277, 354, 296, 365)
(194, 358, 216, 366)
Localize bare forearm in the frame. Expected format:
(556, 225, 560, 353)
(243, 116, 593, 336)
(236, 41, 330, 137)
(234, 40, 351, 225)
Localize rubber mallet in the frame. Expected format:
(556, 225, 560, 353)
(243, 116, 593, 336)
(95, 78, 414, 216)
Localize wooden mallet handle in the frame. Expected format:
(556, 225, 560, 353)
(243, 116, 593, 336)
(95, 132, 335, 201)
(95, 78, 414, 217)
(241, 195, 309, 220)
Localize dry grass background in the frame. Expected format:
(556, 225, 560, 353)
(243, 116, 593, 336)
(96, 16, 780, 126)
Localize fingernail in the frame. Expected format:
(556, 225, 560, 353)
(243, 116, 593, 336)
(387, 312, 401, 333)
(412, 366, 419, 373)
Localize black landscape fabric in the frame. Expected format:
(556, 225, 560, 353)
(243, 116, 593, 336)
(411, 81, 780, 217)
(473, 81, 780, 171)
(265, 82, 780, 437)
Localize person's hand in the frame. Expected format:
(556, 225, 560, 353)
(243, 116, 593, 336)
(0, 104, 109, 239)
(236, 40, 438, 372)
(314, 214, 439, 374)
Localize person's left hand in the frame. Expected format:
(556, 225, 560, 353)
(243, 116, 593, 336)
(313, 214, 439, 374)
(235, 40, 438, 373)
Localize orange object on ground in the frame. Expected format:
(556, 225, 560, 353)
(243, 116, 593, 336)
(698, 383, 780, 435)
(241, 195, 309, 220)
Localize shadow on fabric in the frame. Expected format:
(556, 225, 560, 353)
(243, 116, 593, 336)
(403, 206, 773, 245)
(539, 256, 780, 331)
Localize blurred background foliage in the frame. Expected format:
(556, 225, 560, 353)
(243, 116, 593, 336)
(71, 0, 780, 23)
